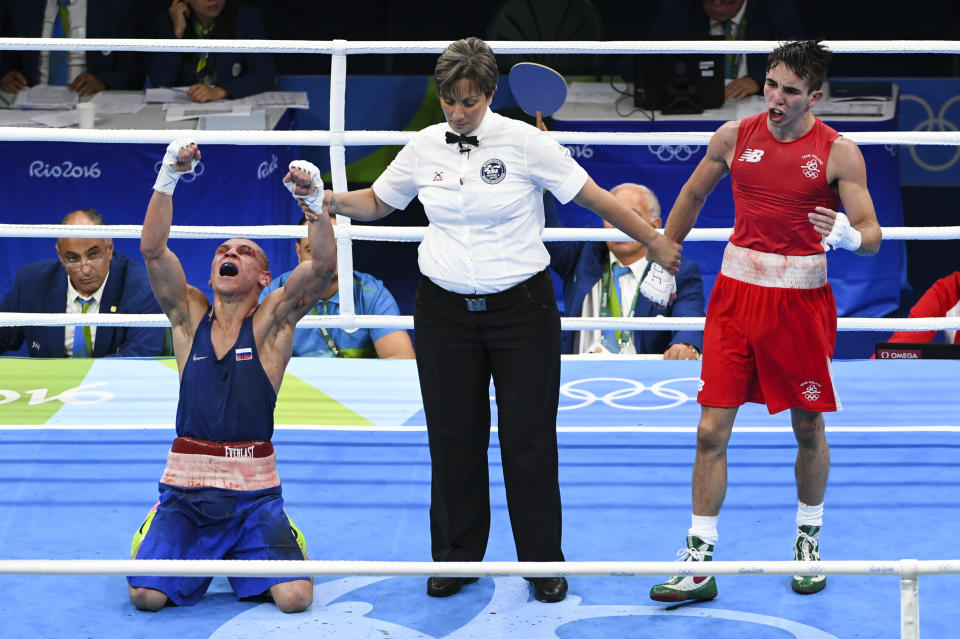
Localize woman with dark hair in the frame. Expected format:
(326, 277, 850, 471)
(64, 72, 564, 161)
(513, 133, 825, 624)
(149, 0, 274, 102)
(319, 37, 680, 603)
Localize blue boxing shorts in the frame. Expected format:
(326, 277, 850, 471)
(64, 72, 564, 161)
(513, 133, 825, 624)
(127, 483, 309, 606)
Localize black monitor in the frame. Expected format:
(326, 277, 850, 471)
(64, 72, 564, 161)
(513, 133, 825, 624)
(874, 342, 960, 360)
(633, 53, 725, 115)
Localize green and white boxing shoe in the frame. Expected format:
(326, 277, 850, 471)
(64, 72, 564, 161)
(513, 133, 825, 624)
(649, 535, 718, 602)
(792, 525, 827, 594)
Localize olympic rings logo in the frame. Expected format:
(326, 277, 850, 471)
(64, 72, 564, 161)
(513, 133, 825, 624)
(557, 377, 699, 411)
(901, 93, 960, 171)
(154, 160, 205, 183)
(801, 159, 821, 179)
(647, 145, 697, 162)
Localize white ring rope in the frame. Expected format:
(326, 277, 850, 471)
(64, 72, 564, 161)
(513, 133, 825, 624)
(0, 38, 958, 55)
(3, 313, 959, 334)
(4, 224, 960, 242)
(5, 128, 960, 147)
(0, 558, 954, 578)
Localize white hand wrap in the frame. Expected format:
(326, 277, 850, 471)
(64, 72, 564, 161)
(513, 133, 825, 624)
(639, 262, 677, 308)
(823, 211, 862, 252)
(153, 137, 198, 196)
(284, 160, 324, 211)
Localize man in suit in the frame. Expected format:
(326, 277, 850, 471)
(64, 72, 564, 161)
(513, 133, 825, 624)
(0, 209, 164, 358)
(0, 0, 144, 95)
(147, 0, 274, 102)
(646, 0, 803, 100)
(547, 183, 705, 358)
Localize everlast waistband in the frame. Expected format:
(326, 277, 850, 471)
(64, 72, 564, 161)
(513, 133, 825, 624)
(162, 437, 280, 490)
(424, 269, 549, 312)
(170, 436, 275, 459)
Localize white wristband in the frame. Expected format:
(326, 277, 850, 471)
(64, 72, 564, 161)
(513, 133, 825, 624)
(153, 137, 198, 196)
(639, 262, 677, 308)
(823, 211, 862, 252)
(284, 160, 324, 210)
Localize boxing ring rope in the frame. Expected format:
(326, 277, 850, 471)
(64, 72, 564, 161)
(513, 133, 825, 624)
(1, 38, 960, 55)
(0, 557, 950, 637)
(5, 557, 956, 580)
(2, 223, 959, 333)
(4, 38, 960, 639)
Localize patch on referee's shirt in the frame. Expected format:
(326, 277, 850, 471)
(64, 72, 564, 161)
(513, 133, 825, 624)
(480, 158, 506, 184)
(235, 347, 253, 361)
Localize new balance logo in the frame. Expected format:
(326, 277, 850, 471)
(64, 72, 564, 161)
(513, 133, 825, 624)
(738, 149, 764, 163)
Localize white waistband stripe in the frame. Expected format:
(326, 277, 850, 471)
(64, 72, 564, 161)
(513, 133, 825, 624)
(160, 451, 280, 491)
(721, 242, 828, 289)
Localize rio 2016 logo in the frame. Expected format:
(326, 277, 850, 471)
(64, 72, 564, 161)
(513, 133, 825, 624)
(258, 154, 279, 180)
(0, 382, 114, 406)
(29, 160, 101, 179)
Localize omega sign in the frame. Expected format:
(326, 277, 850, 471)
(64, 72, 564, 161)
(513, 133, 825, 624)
(878, 349, 921, 359)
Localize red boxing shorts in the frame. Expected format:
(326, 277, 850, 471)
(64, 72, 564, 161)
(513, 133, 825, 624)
(697, 243, 841, 414)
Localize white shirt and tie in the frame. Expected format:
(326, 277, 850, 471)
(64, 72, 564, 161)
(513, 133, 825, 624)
(40, 0, 88, 86)
(708, 0, 749, 80)
(373, 108, 589, 295)
(577, 254, 649, 355)
(65, 272, 107, 356)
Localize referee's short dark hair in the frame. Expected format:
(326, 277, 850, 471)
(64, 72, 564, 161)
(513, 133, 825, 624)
(435, 37, 499, 99)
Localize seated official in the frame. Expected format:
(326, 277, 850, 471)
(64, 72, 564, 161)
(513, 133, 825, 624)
(644, 0, 803, 100)
(0, 0, 144, 95)
(0, 209, 164, 357)
(148, 0, 274, 102)
(546, 183, 705, 359)
(885, 271, 959, 345)
(259, 215, 415, 358)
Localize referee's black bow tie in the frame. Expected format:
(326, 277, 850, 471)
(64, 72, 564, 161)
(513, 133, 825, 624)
(445, 131, 479, 146)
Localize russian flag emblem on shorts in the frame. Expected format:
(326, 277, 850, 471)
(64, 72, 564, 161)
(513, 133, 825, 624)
(235, 347, 253, 361)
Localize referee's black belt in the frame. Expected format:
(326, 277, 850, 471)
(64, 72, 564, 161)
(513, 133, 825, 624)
(424, 270, 549, 312)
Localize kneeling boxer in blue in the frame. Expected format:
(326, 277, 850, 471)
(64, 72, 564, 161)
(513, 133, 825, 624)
(127, 140, 336, 613)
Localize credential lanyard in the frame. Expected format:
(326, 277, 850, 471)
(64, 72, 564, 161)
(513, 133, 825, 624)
(310, 301, 340, 357)
(599, 261, 643, 350)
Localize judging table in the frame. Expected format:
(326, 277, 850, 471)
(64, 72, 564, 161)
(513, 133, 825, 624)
(552, 83, 906, 318)
(0, 92, 301, 301)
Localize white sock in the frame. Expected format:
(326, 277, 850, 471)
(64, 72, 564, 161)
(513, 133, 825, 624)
(796, 501, 823, 528)
(688, 514, 718, 545)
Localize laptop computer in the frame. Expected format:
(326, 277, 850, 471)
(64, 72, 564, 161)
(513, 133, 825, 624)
(874, 342, 960, 360)
(633, 53, 725, 115)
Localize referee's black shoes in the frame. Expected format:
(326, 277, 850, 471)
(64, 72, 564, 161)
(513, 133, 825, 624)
(426, 576, 568, 602)
(530, 577, 568, 603)
(426, 576, 479, 597)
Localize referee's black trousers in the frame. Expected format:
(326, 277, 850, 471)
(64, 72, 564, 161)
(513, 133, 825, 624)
(414, 270, 564, 564)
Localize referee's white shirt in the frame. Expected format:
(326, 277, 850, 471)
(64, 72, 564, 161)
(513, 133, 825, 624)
(373, 109, 589, 295)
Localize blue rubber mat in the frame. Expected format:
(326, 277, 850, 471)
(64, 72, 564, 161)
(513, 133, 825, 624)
(0, 358, 957, 638)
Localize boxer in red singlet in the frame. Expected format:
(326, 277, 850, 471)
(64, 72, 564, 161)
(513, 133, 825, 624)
(649, 40, 882, 602)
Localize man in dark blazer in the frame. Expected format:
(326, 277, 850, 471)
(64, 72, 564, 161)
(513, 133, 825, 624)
(0, 0, 144, 95)
(147, 1, 274, 101)
(547, 184, 705, 358)
(645, 0, 803, 100)
(0, 209, 163, 358)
